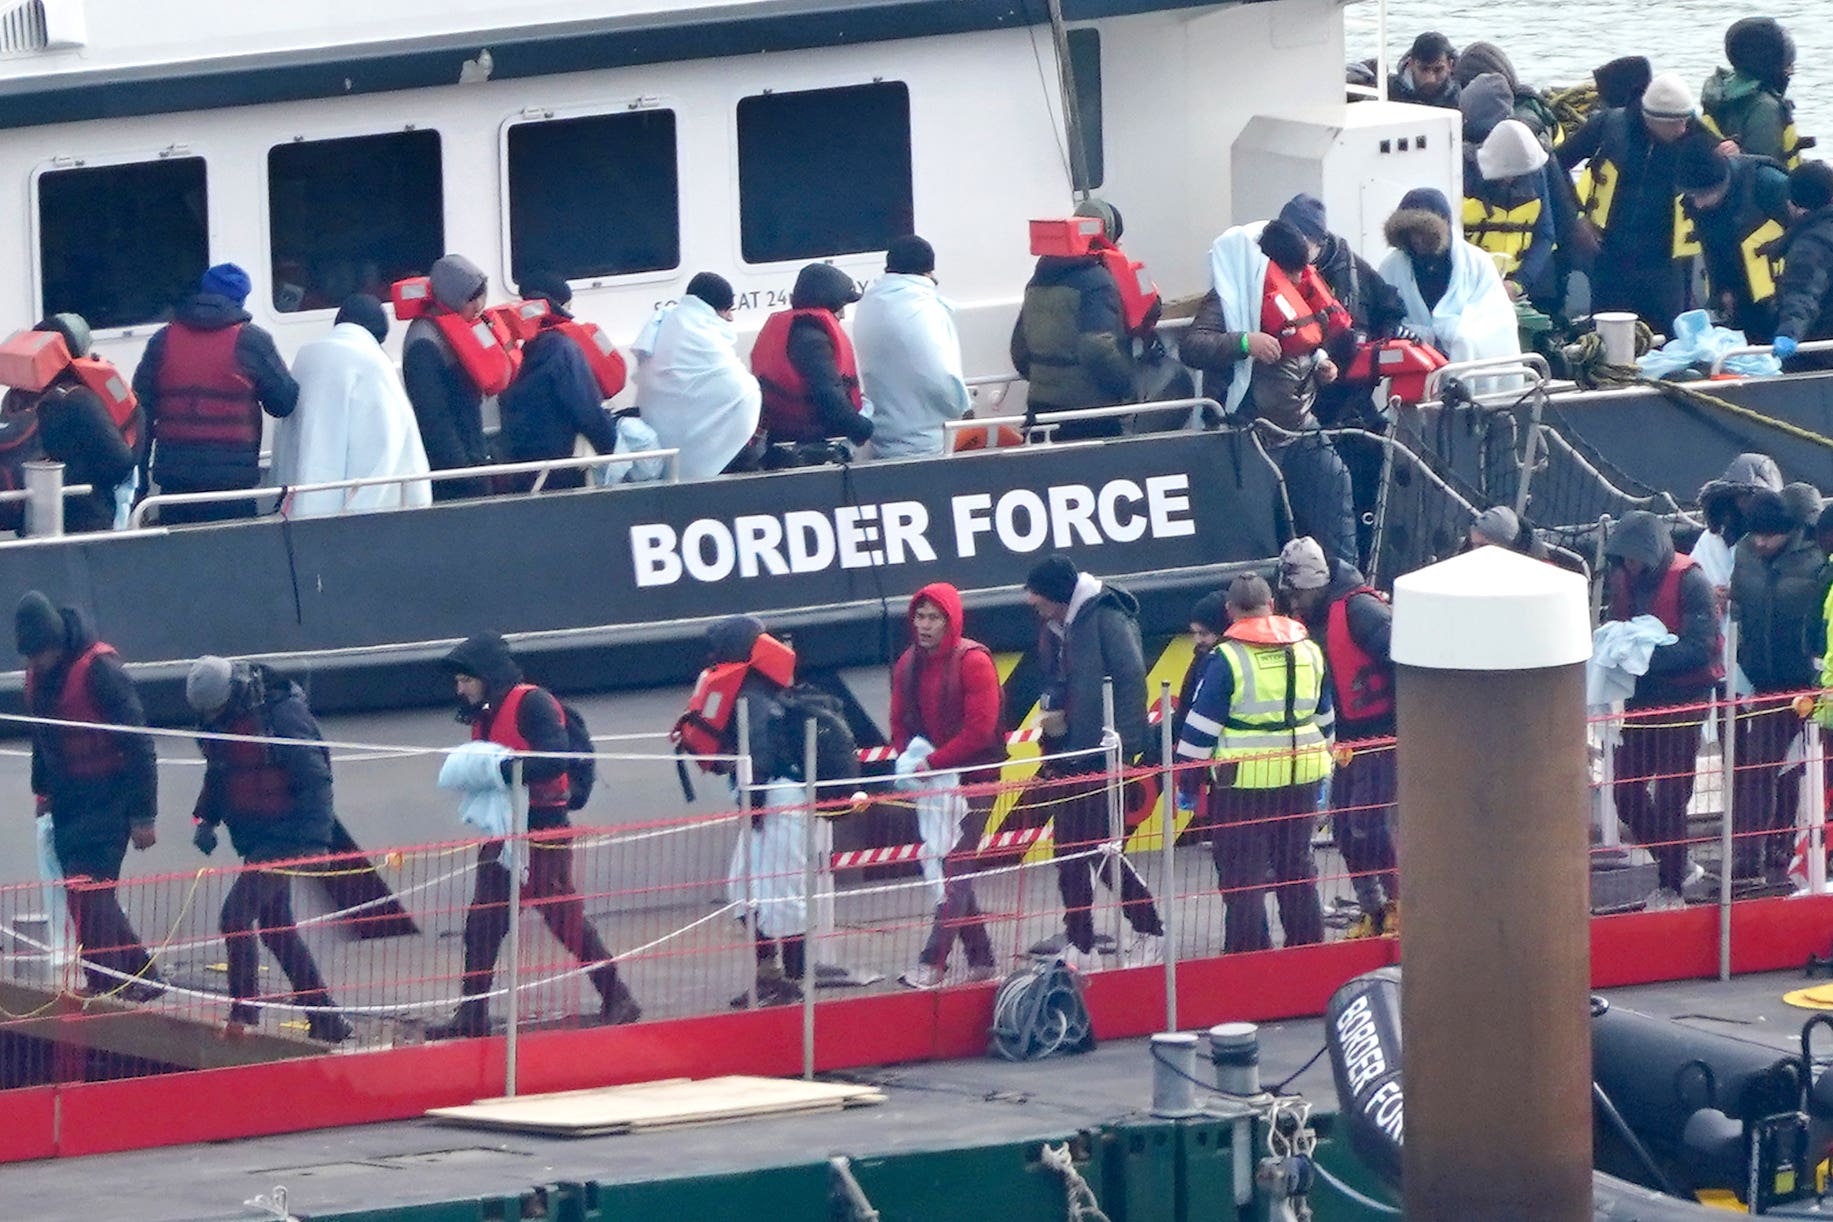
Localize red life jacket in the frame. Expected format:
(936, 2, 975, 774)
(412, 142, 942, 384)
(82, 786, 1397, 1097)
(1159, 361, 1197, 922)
(27, 643, 127, 779)
(672, 633, 798, 769)
(153, 322, 259, 449)
(1324, 587, 1396, 728)
(474, 683, 570, 808)
(201, 706, 293, 818)
(891, 638, 1008, 778)
(1344, 337, 1447, 405)
(1606, 553, 1725, 689)
(67, 357, 140, 449)
(392, 278, 519, 396)
(1262, 264, 1351, 358)
(1090, 238, 1162, 336)
(543, 315, 628, 400)
(751, 309, 861, 441)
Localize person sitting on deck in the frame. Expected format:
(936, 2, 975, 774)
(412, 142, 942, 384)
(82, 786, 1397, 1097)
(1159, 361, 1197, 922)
(633, 273, 763, 478)
(495, 272, 623, 490)
(853, 236, 971, 460)
(752, 263, 873, 455)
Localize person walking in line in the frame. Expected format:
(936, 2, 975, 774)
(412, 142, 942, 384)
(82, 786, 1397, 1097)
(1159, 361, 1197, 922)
(1023, 554, 1165, 971)
(1176, 574, 1332, 954)
(17, 590, 163, 1000)
(889, 583, 1005, 988)
(428, 632, 640, 1038)
(185, 656, 352, 1042)
(1601, 514, 1722, 909)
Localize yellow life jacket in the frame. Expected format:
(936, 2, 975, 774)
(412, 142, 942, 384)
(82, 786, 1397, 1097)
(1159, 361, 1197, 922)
(1212, 624, 1331, 790)
(1463, 195, 1543, 278)
(1737, 217, 1789, 303)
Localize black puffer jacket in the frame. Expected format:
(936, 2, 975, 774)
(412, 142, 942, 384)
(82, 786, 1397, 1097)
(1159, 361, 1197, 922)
(403, 319, 489, 501)
(1603, 512, 1721, 707)
(498, 321, 619, 466)
(1774, 205, 1833, 349)
(195, 664, 334, 863)
(1037, 576, 1148, 759)
(1010, 256, 1134, 438)
(1730, 527, 1824, 693)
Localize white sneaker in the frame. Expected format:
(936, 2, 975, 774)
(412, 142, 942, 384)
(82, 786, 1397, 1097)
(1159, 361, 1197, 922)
(1645, 887, 1684, 912)
(1125, 932, 1165, 967)
(1683, 862, 1706, 889)
(1060, 946, 1104, 975)
(897, 962, 944, 990)
(958, 963, 1002, 985)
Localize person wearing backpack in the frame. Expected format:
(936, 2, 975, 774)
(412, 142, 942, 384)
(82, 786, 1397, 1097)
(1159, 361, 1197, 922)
(683, 616, 858, 1006)
(889, 583, 1006, 989)
(429, 631, 639, 1038)
(0, 315, 142, 533)
(184, 656, 351, 1043)
(1022, 555, 1165, 971)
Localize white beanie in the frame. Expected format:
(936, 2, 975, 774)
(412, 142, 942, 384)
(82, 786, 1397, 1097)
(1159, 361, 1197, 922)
(1640, 73, 1697, 121)
(1477, 119, 1549, 182)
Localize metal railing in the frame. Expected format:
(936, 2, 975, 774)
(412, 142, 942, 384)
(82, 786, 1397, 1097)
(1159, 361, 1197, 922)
(1708, 339, 1833, 377)
(942, 397, 1222, 450)
(129, 448, 682, 529)
(1421, 353, 1552, 402)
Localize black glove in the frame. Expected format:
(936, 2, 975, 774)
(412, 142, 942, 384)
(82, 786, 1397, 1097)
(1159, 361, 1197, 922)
(193, 821, 218, 856)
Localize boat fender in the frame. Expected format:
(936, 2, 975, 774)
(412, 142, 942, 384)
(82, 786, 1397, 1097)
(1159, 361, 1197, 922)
(1323, 966, 1405, 1190)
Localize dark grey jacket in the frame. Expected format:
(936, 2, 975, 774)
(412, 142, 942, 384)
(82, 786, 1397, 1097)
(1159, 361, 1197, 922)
(1037, 578, 1148, 762)
(1730, 527, 1824, 693)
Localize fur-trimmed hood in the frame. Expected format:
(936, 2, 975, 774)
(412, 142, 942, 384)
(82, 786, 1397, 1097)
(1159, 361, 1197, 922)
(1384, 208, 1450, 257)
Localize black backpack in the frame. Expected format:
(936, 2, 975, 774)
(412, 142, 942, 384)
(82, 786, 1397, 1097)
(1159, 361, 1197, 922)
(562, 702, 595, 811)
(768, 685, 860, 787)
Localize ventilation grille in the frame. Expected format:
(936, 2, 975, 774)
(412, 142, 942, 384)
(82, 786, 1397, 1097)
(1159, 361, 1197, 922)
(0, 2, 48, 57)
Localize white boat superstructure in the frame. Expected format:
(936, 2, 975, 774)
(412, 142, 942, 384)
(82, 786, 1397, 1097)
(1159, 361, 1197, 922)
(0, 0, 1362, 382)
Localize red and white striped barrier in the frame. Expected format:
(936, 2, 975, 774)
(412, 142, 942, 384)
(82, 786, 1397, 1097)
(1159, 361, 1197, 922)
(854, 708, 1163, 762)
(830, 824, 1046, 870)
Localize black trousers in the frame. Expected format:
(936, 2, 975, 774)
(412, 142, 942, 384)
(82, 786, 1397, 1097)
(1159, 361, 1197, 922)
(220, 868, 334, 1020)
(1046, 774, 1162, 954)
(1612, 709, 1705, 892)
(1208, 780, 1325, 953)
(62, 878, 157, 994)
(1731, 697, 1802, 879)
(457, 836, 622, 1011)
(1334, 747, 1398, 912)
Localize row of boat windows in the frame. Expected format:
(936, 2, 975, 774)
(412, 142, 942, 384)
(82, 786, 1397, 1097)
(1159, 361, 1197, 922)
(37, 32, 1107, 333)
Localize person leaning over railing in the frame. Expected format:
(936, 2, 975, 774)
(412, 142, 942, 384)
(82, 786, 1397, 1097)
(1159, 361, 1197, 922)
(184, 656, 351, 1043)
(15, 590, 163, 1001)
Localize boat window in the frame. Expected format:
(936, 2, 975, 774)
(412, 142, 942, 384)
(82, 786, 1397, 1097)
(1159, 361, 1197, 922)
(506, 108, 679, 284)
(1067, 29, 1104, 191)
(37, 156, 209, 331)
(737, 82, 913, 264)
(267, 130, 444, 313)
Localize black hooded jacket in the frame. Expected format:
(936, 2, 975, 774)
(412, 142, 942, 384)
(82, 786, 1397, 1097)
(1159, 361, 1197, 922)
(1730, 527, 1824, 694)
(1298, 560, 1395, 738)
(195, 663, 335, 862)
(131, 293, 299, 492)
(443, 632, 571, 820)
(776, 263, 872, 446)
(27, 608, 158, 875)
(703, 615, 794, 798)
(1603, 512, 1720, 707)
(20, 379, 139, 533)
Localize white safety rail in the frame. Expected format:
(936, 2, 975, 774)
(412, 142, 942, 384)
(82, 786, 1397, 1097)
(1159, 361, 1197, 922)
(1709, 340, 1833, 377)
(942, 397, 1224, 449)
(128, 448, 681, 529)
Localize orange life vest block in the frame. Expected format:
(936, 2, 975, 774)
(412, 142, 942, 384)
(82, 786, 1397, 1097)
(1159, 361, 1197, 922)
(1026, 219, 1161, 336)
(1345, 338, 1449, 405)
(507, 299, 629, 399)
(1262, 264, 1351, 358)
(672, 632, 797, 767)
(392, 277, 520, 396)
(0, 330, 70, 393)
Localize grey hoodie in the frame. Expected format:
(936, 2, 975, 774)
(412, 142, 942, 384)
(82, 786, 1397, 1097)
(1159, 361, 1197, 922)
(430, 253, 488, 312)
(1603, 511, 1721, 705)
(1698, 452, 1784, 539)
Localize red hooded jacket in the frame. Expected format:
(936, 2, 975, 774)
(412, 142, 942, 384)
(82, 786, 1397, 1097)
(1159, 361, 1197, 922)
(890, 582, 1005, 779)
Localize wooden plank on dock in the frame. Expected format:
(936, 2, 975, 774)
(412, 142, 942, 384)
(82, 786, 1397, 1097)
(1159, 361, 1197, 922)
(0, 979, 324, 1070)
(427, 1075, 886, 1137)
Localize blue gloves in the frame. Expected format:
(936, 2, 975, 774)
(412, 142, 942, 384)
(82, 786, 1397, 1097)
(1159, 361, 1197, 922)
(1774, 335, 1799, 359)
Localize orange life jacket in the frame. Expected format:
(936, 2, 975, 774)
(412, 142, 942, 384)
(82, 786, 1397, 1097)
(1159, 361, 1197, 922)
(27, 643, 128, 780)
(1324, 587, 1395, 727)
(1262, 264, 1351, 358)
(1091, 237, 1162, 336)
(672, 633, 797, 768)
(751, 309, 861, 442)
(392, 277, 520, 396)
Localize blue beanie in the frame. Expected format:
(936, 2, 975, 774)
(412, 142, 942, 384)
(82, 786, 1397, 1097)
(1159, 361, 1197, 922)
(200, 263, 252, 306)
(1398, 188, 1453, 222)
(1277, 194, 1329, 244)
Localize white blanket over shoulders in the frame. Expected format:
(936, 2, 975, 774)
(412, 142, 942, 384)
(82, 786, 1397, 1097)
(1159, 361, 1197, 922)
(1206, 222, 1271, 416)
(633, 297, 762, 480)
(270, 322, 432, 518)
(852, 274, 969, 459)
(1378, 239, 1523, 379)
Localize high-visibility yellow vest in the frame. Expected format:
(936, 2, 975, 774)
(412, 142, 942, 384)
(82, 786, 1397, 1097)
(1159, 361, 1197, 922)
(1463, 195, 1542, 278)
(1213, 636, 1331, 789)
